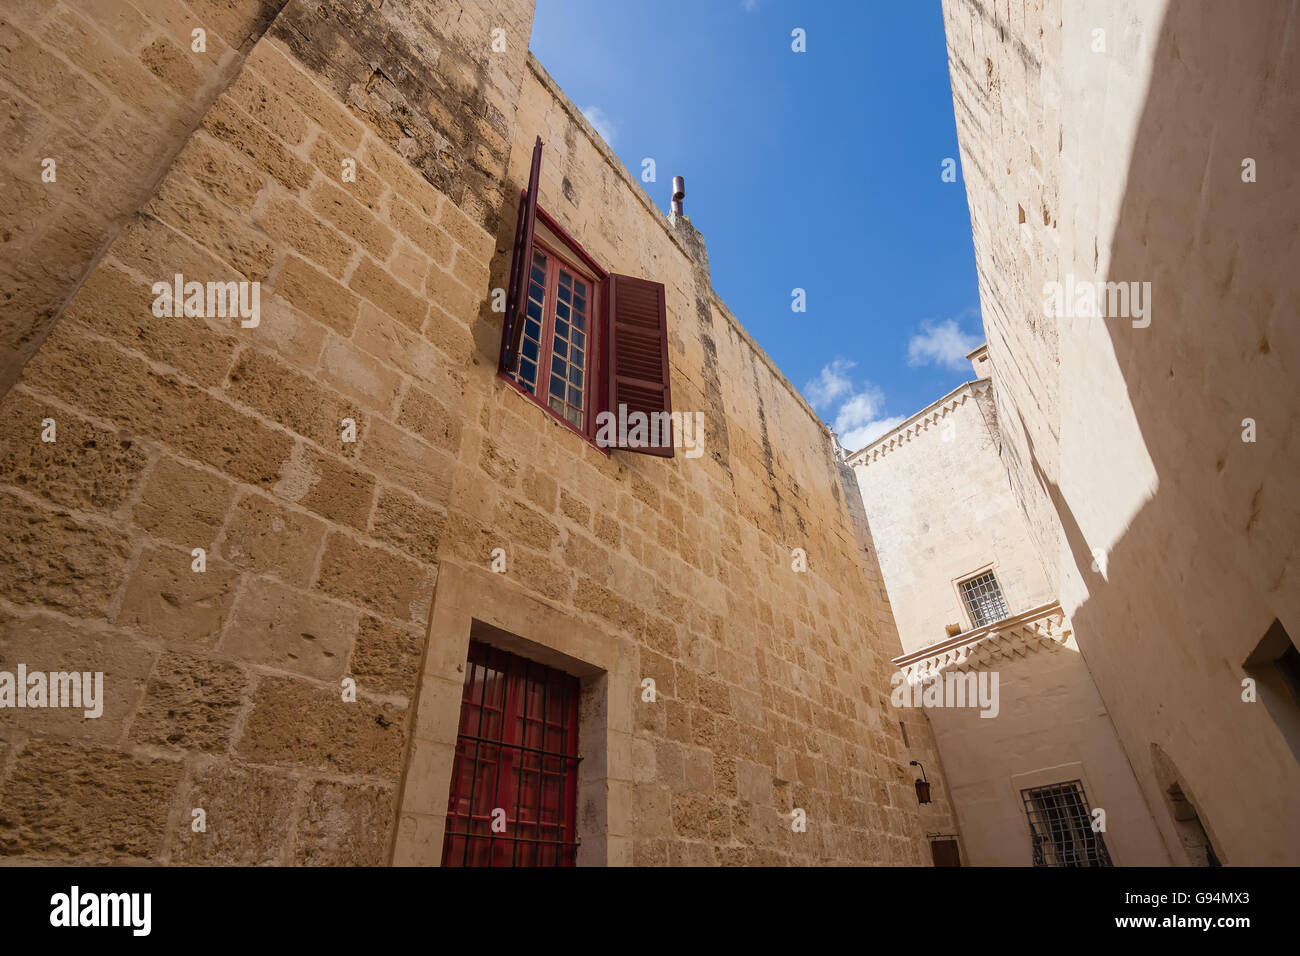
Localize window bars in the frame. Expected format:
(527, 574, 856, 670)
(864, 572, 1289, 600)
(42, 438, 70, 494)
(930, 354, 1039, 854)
(442, 641, 581, 867)
(1020, 780, 1113, 867)
(959, 570, 1010, 627)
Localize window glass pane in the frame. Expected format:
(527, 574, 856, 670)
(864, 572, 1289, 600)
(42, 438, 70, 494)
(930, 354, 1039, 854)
(960, 572, 1009, 627)
(506, 243, 594, 434)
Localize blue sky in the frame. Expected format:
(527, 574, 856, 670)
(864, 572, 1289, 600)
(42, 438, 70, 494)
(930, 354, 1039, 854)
(529, 0, 982, 450)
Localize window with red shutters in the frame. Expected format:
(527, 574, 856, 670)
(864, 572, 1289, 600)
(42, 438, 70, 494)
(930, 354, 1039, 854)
(498, 137, 674, 455)
(442, 641, 581, 867)
(606, 273, 673, 457)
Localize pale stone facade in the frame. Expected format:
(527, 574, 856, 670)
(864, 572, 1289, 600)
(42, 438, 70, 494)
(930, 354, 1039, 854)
(0, 0, 956, 864)
(941, 0, 1300, 865)
(850, 366, 1169, 865)
(851, 378, 1052, 654)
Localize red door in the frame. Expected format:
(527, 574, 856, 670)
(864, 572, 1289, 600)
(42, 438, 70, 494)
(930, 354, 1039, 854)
(442, 642, 580, 866)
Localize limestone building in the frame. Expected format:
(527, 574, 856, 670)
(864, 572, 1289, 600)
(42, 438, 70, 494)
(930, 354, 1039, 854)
(932, 0, 1300, 866)
(0, 0, 958, 864)
(850, 349, 1170, 865)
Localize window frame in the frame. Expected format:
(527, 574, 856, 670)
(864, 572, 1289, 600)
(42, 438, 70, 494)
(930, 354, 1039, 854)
(497, 204, 609, 448)
(955, 566, 1010, 629)
(1019, 779, 1113, 867)
(442, 640, 581, 867)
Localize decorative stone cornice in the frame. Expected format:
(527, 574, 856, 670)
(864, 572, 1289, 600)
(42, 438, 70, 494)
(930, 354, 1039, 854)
(891, 602, 1072, 683)
(846, 378, 991, 467)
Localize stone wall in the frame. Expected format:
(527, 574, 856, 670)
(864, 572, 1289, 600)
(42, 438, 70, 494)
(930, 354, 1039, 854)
(850, 379, 1053, 653)
(904, 628, 1170, 866)
(851, 372, 1164, 866)
(0, 0, 951, 864)
(1, 0, 287, 393)
(942, 0, 1300, 863)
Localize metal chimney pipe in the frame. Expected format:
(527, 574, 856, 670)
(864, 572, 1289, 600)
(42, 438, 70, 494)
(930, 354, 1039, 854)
(671, 176, 685, 215)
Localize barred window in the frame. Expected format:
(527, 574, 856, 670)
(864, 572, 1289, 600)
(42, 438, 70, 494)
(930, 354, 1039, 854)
(442, 641, 580, 867)
(1021, 780, 1113, 867)
(959, 570, 1010, 627)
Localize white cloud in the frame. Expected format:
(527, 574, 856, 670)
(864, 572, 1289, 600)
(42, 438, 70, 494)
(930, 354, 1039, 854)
(832, 385, 906, 451)
(906, 318, 983, 371)
(741, 0, 759, 11)
(839, 415, 907, 451)
(581, 105, 616, 146)
(805, 362, 906, 452)
(803, 358, 856, 409)
(832, 387, 884, 432)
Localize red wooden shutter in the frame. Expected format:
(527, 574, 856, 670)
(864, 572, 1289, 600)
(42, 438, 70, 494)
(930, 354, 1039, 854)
(502, 136, 543, 370)
(605, 274, 673, 457)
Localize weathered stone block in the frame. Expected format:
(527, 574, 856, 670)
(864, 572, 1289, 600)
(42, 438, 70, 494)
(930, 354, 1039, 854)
(273, 443, 375, 530)
(225, 348, 362, 451)
(349, 615, 424, 699)
(171, 761, 296, 865)
(115, 544, 240, 646)
(64, 262, 240, 387)
(294, 780, 393, 866)
(145, 173, 276, 282)
(0, 389, 149, 512)
(349, 257, 427, 331)
(396, 386, 461, 451)
(360, 421, 454, 505)
(202, 98, 314, 191)
(0, 490, 132, 616)
(0, 740, 182, 861)
(220, 493, 325, 587)
(21, 326, 293, 488)
(128, 651, 247, 752)
(318, 336, 404, 413)
(310, 180, 394, 261)
(0, 610, 155, 743)
(224, 576, 358, 681)
(171, 131, 266, 216)
(314, 532, 434, 623)
(370, 488, 445, 565)
(273, 255, 361, 336)
(255, 196, 354, 277)
(236, 675, 405, 778)
(132, 456, 235, 549)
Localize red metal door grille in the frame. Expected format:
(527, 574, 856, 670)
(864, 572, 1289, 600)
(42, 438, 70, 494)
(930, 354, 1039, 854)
(442, 641, 581, 866)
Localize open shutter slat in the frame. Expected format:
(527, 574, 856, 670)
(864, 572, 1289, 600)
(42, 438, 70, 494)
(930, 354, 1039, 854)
(606, 273, 673, 457)
(501, 136, 543, 370)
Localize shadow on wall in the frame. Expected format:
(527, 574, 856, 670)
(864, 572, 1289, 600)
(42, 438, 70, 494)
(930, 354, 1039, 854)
(1027, 1, 1300, 865)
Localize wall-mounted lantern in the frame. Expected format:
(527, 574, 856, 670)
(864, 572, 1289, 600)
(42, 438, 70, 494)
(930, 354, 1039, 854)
(910, 760, 932, 804)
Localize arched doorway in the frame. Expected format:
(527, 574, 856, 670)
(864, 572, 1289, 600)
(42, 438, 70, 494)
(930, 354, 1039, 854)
(1150, 743, 1221, 866)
